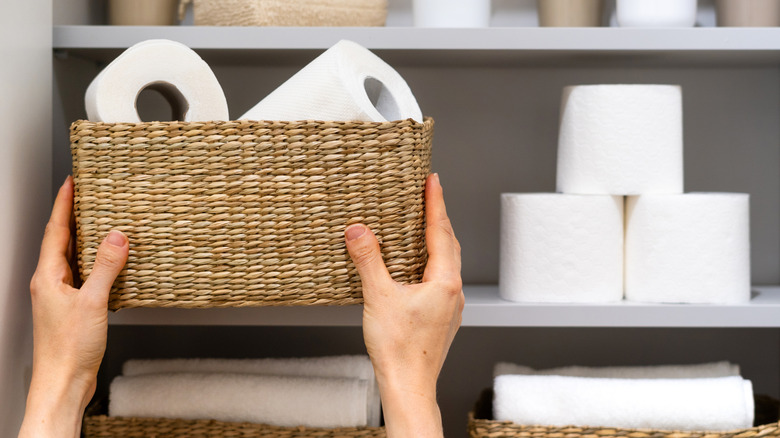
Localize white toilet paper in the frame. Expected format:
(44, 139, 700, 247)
(239, 40, 422, 123)
(625, 193, 751, 304)
(556, 84, 684, 195)
(499, 194, 624, 303)
(617, 0, 698, 27)
(85, 39, 229, 123)
(413, 0, 491, 27)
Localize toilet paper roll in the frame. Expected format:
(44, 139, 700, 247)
(499, 194, 624, 303)
(556, 84, 683, 195)
(239, 40, 422, 123)
(625, 193, 751, 304)
(85, 39, 229, 123)
(413, 0, 491, 27)
(617, 0, 698, 27)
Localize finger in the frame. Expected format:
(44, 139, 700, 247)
(344, 224, 394, 295)
(81, 230, 129, 304)
(38, 176, 75, 273)
(423, 174, 461, 282)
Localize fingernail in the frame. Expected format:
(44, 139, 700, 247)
(63, 175, 72, 187)
(433, 173, 440, 184)
(106, 230, 126, 247)
(345, 224, 366, 242)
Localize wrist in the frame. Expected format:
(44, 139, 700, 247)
(379, 380, 442, 438)
(19, 367, 92, 438)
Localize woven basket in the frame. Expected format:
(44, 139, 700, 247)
(83, 402, 387, 437)
(181, 0, 388, 27)
(468, 389, 780, 438)
(70, 118, 433, 310)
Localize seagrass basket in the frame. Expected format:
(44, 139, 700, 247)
(83, 402, 387, 438)
(70, 118, 433, 310)
(468, 389, 780, 438)
(180, 0, 388, 27)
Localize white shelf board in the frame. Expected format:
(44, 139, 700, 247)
(107, 285, 780, 327)
(53, 26, 780, 66)
(53, 26, 780, 51)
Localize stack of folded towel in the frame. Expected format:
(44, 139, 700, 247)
(492, 361, 754, 431)
(109, 355, 381, 428)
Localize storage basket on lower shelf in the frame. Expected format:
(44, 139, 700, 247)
(83, 402, 387, 438)
(467, 389, 780, 438)
(70, 118, 433, 310)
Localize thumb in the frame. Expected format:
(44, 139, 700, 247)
(344, 224, 393, 293)
(82, 230, 128, 297)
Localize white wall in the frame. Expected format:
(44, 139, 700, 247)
(0, 1, 52, 435)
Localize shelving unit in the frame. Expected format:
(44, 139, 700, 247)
(54, 26, 780, 66)
(108, 285, 780, 327)
(43, 21, 780, 438)
(53, 26, 780, 52)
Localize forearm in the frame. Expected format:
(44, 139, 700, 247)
(379, 382, 444, 438)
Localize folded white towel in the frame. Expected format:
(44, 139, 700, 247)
(493, 375, 754, 431)
(122, 355, 380, 426)
(110, 373, 369, 428)
(123, 355, 374, 379)
(494, 361, 740, 379)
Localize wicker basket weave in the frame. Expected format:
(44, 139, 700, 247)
(468, 389, 780, 438)
(70, 118, 433, 310)
(181, 0, 388, 27)
(83, 403, 387, 438)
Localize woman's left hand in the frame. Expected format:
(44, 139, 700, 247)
(18, 176, 129, 438)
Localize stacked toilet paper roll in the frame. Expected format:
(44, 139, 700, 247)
(556, 84, 683, 195)
(239, 40, 422, 123)
(625, 193, 751, 304)
(501, 83, 751, 304)
(499, 194, 624, 303)
(85, 39, 229, 123)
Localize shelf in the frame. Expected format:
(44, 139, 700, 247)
(53, 26, 780, 67)
(107, 285, 780, 327)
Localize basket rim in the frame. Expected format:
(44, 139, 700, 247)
(467, 410, 780, 435)
(84, 412, 387, 432)
(468, 389, 780, 435)
(70, 117, 434, 129)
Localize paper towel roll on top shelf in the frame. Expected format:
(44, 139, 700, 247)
(85, 39, 229, 123)
(239, 40, 423, 123)
(556, 84, 684, 195)
(625, 193, 751, 304)
(499, 193, 624, 303)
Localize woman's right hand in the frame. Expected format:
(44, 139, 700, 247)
(18, 176, 129, 438)
(345, 173, 464, 438)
